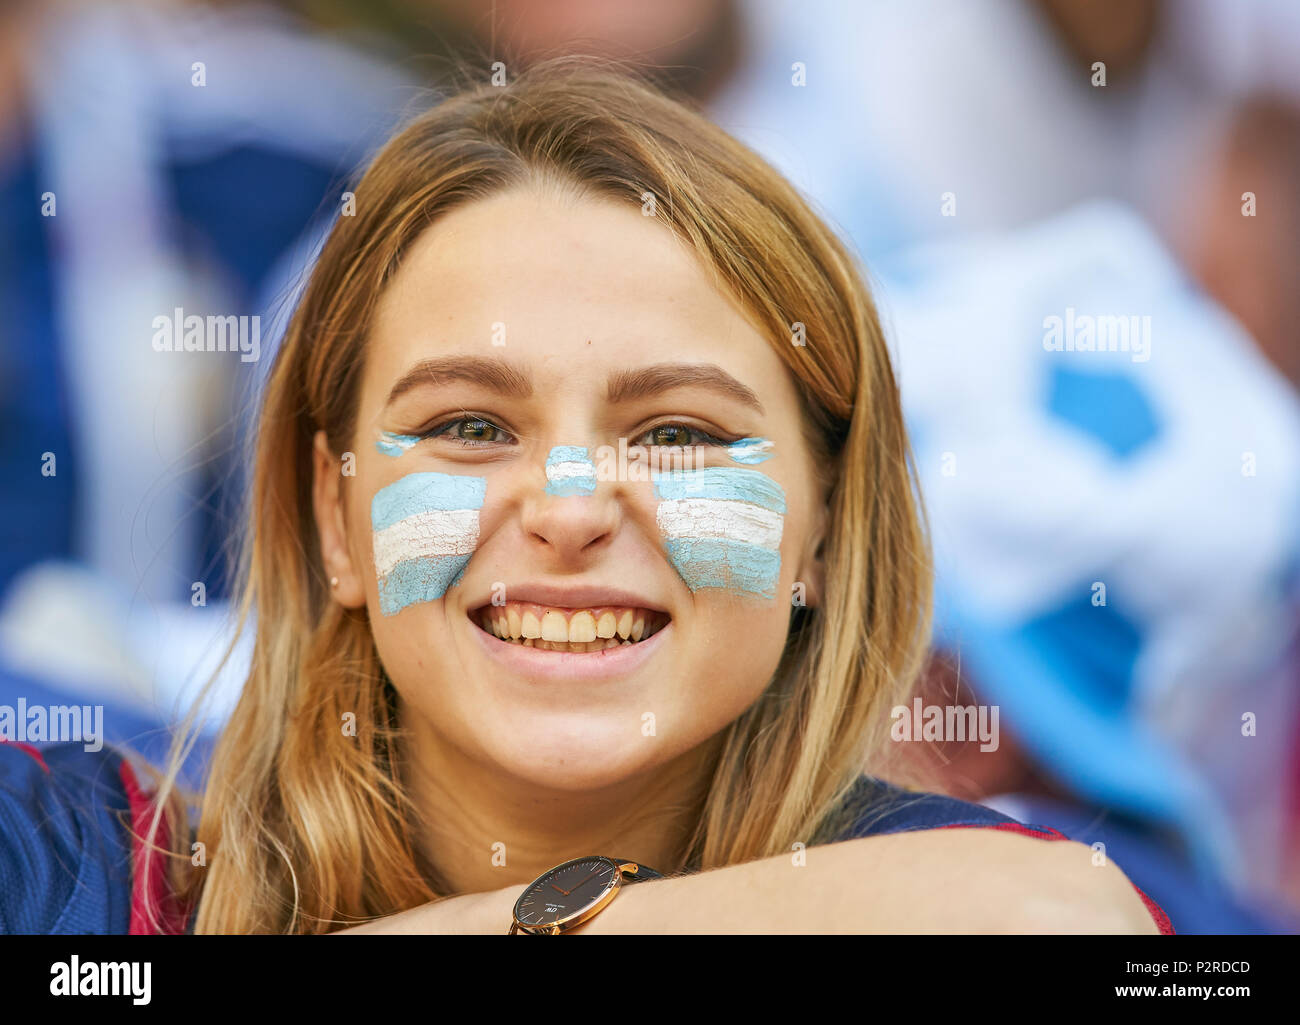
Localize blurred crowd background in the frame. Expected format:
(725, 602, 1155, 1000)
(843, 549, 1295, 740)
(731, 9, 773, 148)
(1, 0, 1297, 933)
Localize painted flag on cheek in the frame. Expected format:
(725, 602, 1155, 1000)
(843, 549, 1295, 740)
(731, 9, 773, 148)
(653, 467, 786, 600)
(371, 472, 486, 615)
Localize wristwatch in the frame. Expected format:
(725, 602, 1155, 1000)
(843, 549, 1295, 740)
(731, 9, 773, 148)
(508, 856, 662, 934)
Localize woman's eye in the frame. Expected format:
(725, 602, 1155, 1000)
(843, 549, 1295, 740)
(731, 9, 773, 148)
(638, 423, 724, 448)
(428, 416, 512, 446)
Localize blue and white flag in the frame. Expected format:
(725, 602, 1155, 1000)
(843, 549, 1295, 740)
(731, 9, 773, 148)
(654, 467, 785, 600)
(371, 473, 486, 615)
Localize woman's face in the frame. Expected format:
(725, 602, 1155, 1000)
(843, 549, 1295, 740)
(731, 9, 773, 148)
(315, 184, 825, 792)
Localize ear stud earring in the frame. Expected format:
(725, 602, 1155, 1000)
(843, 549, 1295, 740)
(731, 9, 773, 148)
(330, 576, 339, 588)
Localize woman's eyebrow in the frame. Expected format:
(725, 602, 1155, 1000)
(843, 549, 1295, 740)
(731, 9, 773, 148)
(385, 356, 533, 407)
(605, 363, 764, 414)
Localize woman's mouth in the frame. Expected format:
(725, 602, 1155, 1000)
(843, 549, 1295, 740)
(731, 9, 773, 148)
(471, 600, 670, 654)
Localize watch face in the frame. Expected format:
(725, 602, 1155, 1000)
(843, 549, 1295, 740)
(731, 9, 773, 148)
(514, 856, 621, 929)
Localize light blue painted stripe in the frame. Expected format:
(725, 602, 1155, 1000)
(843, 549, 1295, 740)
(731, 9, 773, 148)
(548, 477, 597, 497)
(546, 446, 590, 466)
(371, 472, 486, 530)
(375, 431, 420, 458)
(663, 538, 781, 599)
(726, 437, 774, 464)
(378, 554, 471, 615)
(653, 467, 786, 513)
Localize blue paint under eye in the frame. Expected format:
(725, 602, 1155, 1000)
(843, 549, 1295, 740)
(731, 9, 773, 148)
(545, 445, 597, 496)
(376, 431, 420, 457)
(372, 472, 486, 529)
(726, 437, 774, 464)
(654, 466, 786, 600)
(653, 466, 786, 513)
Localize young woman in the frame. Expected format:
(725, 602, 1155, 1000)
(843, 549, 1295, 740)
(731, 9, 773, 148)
(0, 58, 1170, 935)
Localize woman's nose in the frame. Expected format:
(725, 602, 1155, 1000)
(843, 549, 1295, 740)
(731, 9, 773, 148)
(518, 446, 620, 561)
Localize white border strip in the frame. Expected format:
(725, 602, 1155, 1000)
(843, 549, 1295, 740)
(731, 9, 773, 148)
(656, 498, 783, 550)
(373, 508, 480, 577)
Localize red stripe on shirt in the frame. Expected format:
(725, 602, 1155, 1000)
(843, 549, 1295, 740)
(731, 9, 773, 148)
(118, 758, 192, 935)
(0, 739, 50, 773)
(935, 822, 1176, 934)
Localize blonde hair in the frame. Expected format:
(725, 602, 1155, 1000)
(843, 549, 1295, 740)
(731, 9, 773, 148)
(146, 56, 932, 933)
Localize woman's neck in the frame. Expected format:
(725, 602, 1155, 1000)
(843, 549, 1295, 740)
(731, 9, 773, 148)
(398, 712, 720, 896)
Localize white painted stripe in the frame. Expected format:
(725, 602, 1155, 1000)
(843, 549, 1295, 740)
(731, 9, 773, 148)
(656, 498, 784, 550)
(546, 460, 595, 481)
(372, 508, 480, 577)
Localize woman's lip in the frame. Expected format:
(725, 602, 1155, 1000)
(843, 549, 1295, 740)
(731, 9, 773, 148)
(469, 615, 671, 682)
(465, 583, 669, 615)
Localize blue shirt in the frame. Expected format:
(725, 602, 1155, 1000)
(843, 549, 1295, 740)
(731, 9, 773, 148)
(0, 740, 1174, 934)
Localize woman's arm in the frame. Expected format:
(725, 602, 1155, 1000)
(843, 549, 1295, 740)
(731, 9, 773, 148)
(337, 828, 1161, 934)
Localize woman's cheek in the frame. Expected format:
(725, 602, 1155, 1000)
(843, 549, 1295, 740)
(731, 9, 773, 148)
(652, 463, 786, 601)
(369, 470, 487, 616)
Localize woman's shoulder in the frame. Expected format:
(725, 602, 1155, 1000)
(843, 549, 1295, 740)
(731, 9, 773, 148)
(839, 775, 1175, 934)
(0, 740, 190, 935)
(840, 775, 1068, 840)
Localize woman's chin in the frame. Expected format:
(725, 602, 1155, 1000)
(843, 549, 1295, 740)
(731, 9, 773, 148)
(483, 738, 674, 793)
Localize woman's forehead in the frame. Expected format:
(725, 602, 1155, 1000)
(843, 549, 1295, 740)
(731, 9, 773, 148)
(361, 188, 792, 412)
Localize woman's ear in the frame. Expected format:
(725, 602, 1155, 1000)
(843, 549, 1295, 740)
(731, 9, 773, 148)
(312, 429, 367, 608)
(794, 512, 827, 611)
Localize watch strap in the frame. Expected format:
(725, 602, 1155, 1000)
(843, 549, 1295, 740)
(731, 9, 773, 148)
(611, 859, 661, 883)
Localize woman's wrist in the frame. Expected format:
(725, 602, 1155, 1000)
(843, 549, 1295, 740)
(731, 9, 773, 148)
(333, 881, 527, 934)
(473, 882, 530, 934)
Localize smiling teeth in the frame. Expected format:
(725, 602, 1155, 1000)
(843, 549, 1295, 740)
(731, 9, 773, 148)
(541, 611, 568, 642)
(569, 611, 597, 642)
(529, 638, 626, 652)
(478, 601, 667, 650)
